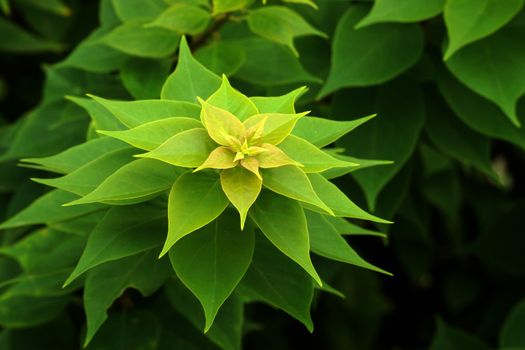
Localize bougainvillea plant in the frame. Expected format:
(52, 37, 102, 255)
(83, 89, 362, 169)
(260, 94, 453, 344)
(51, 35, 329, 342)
(0, 37, 390, 347)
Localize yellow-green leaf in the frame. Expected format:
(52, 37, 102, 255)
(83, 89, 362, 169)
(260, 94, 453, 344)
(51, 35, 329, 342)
(198, 97, 246, 147)
(244, 112, 307, 145)
(207, 75, 259, 120)
(256, 143, 301, 168)
(221, 167, 262, 228)
(194, 146, 236, 171)
(137, 128, 216, 168)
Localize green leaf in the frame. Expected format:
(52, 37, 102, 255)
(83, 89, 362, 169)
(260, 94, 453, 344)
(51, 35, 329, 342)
(212, 0, 250, 15)
(162, 172, 229, 256)
(357, 0, 444, 28)
(318, 5, 423, 98)
(445, 27, 525, 126)
(278, 135, 358, 173)
(261, 166, 332, 215)
(0, 295, 68, 328)
(250, 86, 306, 114)
(326, 215, 387, 237)
(165, 278, 244, 350)
(58, 28, 127, 73)
(99, 117, 202, 151)
(0, 190, 102, 229)
(148, 3, 211, 35)
(161, 36, 222, 102)
(66, 96, 126, 131)
(83, 250, 170, 346)
(292, 114, 375, 148)
(220, 167, 262, 229)
(231, 38, 321, 86)
(195, 41, 246, 77)
(138, 128, 217, 167)
(429, 318, 491, 350)
(425, 94, 496, 180)
(206, 75, 258, 121)
(88, 94, 201, 127)
(112, 0, 166, 21)
(305, 210, 390, 275)
(244, 112, 306, 145)
(501, 297, 525, 347)
(238, 233, 314, 331)
(33, 148, 136, 196)
(21, 137, 127, 174)
(87, 310, 161, 350)
(198, 98, 246, 146)
(444, 0, 524, 60)
(120, 57, 171, 99)
(438, 69, 525, 151)
(102, 22, 180, 58)
(250, 190, 321, 286)
(64, 204, 166, 286)
(307, 173, 391, 223)
(247, 6, 327, 56)
(334, 81, 424, 210)
(65, 159, 181, 206)
(169, 214, 254, 332)
(0, 18, 61, 53)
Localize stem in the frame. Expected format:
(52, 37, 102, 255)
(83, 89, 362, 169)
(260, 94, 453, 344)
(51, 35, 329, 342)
(189, 14, 230, 52)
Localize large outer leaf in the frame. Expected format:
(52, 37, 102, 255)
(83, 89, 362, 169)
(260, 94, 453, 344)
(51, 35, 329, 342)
(318, 5, 423, 98)
(99, 117, 202, 151)
(500, 297, 525, 347)
(261, 166, 332, 214)
(250, 190, 321, 286)
(206, 75, 258, 121)
(83, 250, 170, 346)
(357, 0, 444, 27)
(445, 27, 525, 126)
(444, 0, 524, 59)
(333, 80, 424, 210)
(65, 159, 181, 205)
(162, 172, 229, 256)
(169, 214, 254, 332)
(88, 95, 201, 127)
(429, 319, 491, 350)
(161, 36, 222, 102)
(64, 204, 166, 286)
(237, 233, 314, 331)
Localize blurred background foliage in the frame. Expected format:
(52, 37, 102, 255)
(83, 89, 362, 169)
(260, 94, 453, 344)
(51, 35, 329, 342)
(1, 0, 525, 349)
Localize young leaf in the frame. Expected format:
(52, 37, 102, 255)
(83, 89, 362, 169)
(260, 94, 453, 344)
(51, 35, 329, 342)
(256, 143, 301, 169)
(102, 22, 180, 58)
(198, 98, 246, 146)
(220, 167, 262, 228)
(307, 173, 391, 223)
(444, 0, 523, 60)
(305, 210, 390, 275)
(137, 128, 217, 168)
(64, 205, 166, 286)
(98, 117, 202, 151)
(357, 0, 444, 28)
(206, 75, 259, 121)
(244, 112, 306, 145)
(261, 166, 333, 215)
(237, 233, 314, 331)
(318, 5, 423, 98)
(247, 6, 327, 56)
(195, 146, 236, 171)
(169, 214, 254, 332)
(88, 95, 201, 127)
(250, 86, 306, 114)
(0, 190, 103, 229)
(278, 135, 359, 173)
(445, 27, 525, 126)
(292, 114, 376, 148)
(64, 159, 181, 206)
(162, 172, 229, 256)
(83, 250, 170, 346)
(161, 36, 222, 102)
(148, 3, 211, 35)
(33, 148, 136, 196)
(250, 190, 321, 286)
